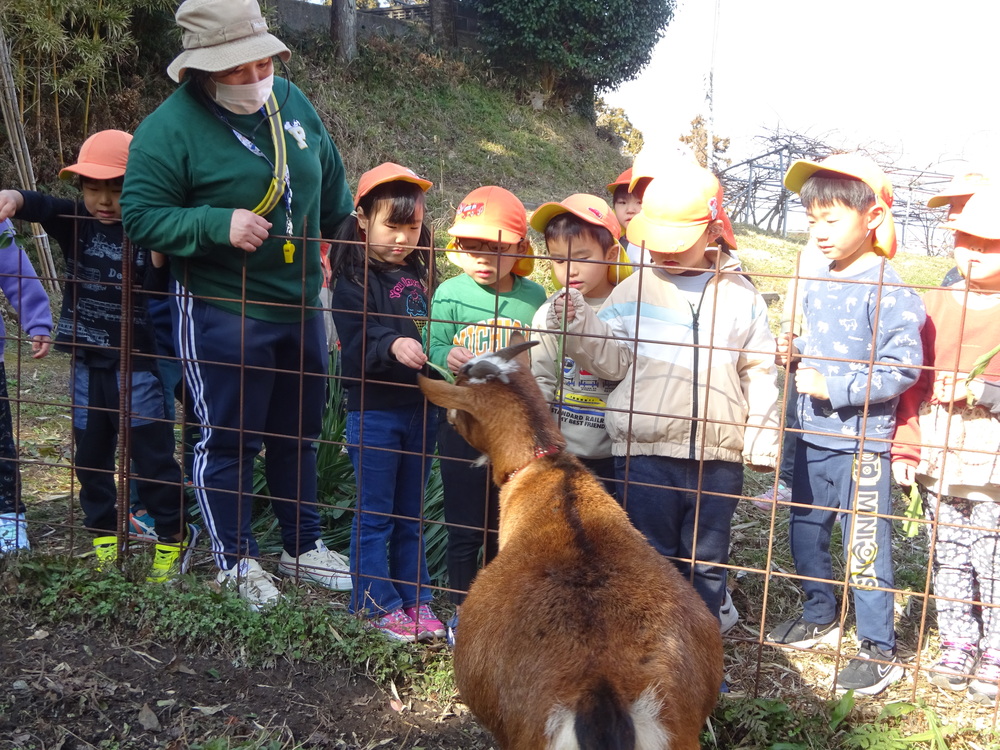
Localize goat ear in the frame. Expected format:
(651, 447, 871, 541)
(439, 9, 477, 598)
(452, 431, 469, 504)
(496, 336, 538, 366)
(418, 374, 479, 413)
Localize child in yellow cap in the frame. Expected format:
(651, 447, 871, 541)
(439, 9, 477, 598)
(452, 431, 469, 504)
(550, 162, 780, 653)
(529, 194, 627, 497)
(766, 153, 926, 696)
(425, 186, 546, 645)
(892, 188, 1000, 705)
(0, 131, 196, 580)
(928, 172, 991, 286)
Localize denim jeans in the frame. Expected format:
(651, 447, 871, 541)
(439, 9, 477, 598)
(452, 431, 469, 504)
(616, 455, 742, 619)
(790, 442, 896, 651)
(346, 404, 438, 617)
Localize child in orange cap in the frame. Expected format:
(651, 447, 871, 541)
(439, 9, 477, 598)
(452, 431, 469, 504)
(892, 188, 1000, 704)
(608, 168, 643, 249)
(329, 162, 445, 643)
(529, 194, 627, 497)
(551, 163, 780, 647)
(426, 185, 546, 645)
(766, 153, 926, 695)
(0, 130, 195, 579)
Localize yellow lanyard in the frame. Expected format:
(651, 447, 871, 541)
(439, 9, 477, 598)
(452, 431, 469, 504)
(250, 92, 288, 218)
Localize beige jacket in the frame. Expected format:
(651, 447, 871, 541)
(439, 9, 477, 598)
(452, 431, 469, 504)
(552, 252, 780, 466)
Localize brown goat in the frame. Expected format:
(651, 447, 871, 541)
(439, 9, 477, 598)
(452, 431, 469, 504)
(418, 341, 723, 750)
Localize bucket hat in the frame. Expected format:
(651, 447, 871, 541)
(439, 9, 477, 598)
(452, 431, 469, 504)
(167, 0, 291, 83)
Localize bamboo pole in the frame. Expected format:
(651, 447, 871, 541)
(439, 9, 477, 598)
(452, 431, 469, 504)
(0, 25, 59, 294)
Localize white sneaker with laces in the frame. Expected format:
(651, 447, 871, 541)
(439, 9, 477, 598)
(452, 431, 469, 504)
(217, 558, 282, 611)
(278, 539, 353, 591)
(0, 512, 30, 555)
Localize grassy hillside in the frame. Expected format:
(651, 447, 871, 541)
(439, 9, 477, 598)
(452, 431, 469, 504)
(261, 33, 630, 225)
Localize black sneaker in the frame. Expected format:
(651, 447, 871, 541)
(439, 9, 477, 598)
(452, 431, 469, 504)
(835, 639, 905, 695)
(766, 617, 841, 648)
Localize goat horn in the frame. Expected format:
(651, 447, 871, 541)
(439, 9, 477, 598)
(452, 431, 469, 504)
(495, 340, 539, 361)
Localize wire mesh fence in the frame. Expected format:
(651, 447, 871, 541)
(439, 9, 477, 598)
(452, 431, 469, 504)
(2, 210, 1000, 720)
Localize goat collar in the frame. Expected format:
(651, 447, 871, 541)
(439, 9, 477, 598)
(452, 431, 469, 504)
(504, 445, 562, 484)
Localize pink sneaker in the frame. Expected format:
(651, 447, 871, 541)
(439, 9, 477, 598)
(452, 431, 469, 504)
(370, 608, 420, 643)
(753, 482, 791, 511)
(405, 604, 447, 641)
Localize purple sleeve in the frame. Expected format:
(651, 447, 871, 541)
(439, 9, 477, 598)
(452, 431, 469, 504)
(0, 220, 54, 337)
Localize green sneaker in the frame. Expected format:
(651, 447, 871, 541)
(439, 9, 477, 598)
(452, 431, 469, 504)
(93, 535, 119, 570)
(147, 524, 200, 583)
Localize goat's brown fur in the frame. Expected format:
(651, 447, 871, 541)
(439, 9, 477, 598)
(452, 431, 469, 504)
(418, 343, 723, 750)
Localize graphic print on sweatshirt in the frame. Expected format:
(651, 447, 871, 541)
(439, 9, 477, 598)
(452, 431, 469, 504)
(452, 318, 529, 356)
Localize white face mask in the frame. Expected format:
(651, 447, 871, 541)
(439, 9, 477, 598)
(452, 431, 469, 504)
(208, 74, 274, 115)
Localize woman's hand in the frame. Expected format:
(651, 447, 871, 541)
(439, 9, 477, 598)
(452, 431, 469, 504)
(229, 209, 272, 253)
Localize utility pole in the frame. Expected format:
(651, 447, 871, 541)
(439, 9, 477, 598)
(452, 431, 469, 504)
(705, 0, 720, 174)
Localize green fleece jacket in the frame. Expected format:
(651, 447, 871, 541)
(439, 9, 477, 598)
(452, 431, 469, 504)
(121, 77, 352, 322)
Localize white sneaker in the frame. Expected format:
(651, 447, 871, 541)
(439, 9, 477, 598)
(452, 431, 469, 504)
(278, 539, 352, 591)
(719, 588, 739, 633)
(216, 558, 282, 611)
(0, 512, 30, 555)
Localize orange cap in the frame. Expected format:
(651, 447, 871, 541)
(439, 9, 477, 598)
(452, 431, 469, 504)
(447, 186, 527, 243)
(606, 168, 632, 193)
(354, 162, 432, 207)
(626, 163, 724, 253)
(942, 188, 1000, 240)
(927, 172, 990, 208)
(529, 193, 621, 239)
(784, 152, 897, 259)
(59, 130, 132, 181)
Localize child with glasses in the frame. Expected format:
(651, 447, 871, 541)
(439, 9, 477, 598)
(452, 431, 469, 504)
(425, 186, 546, 645)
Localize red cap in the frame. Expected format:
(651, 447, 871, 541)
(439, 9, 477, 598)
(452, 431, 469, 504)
(59, 130, 132, 181)
(606, 168, 633, 193)
(354, 162, 432, 207)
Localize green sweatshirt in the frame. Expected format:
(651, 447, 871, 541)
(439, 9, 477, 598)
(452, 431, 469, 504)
(426, 272, 547, 370)
(121, 77, 353, 322)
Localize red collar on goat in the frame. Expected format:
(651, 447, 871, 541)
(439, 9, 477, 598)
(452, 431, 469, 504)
(504, 444, 562, 483)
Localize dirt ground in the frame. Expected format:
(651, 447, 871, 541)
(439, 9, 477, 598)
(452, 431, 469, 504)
(0, 605, 496, 750)
(0, 346, 497, 750)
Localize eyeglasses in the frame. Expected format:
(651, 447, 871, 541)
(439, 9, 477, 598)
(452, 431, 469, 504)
(456, 238, 518, 255)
